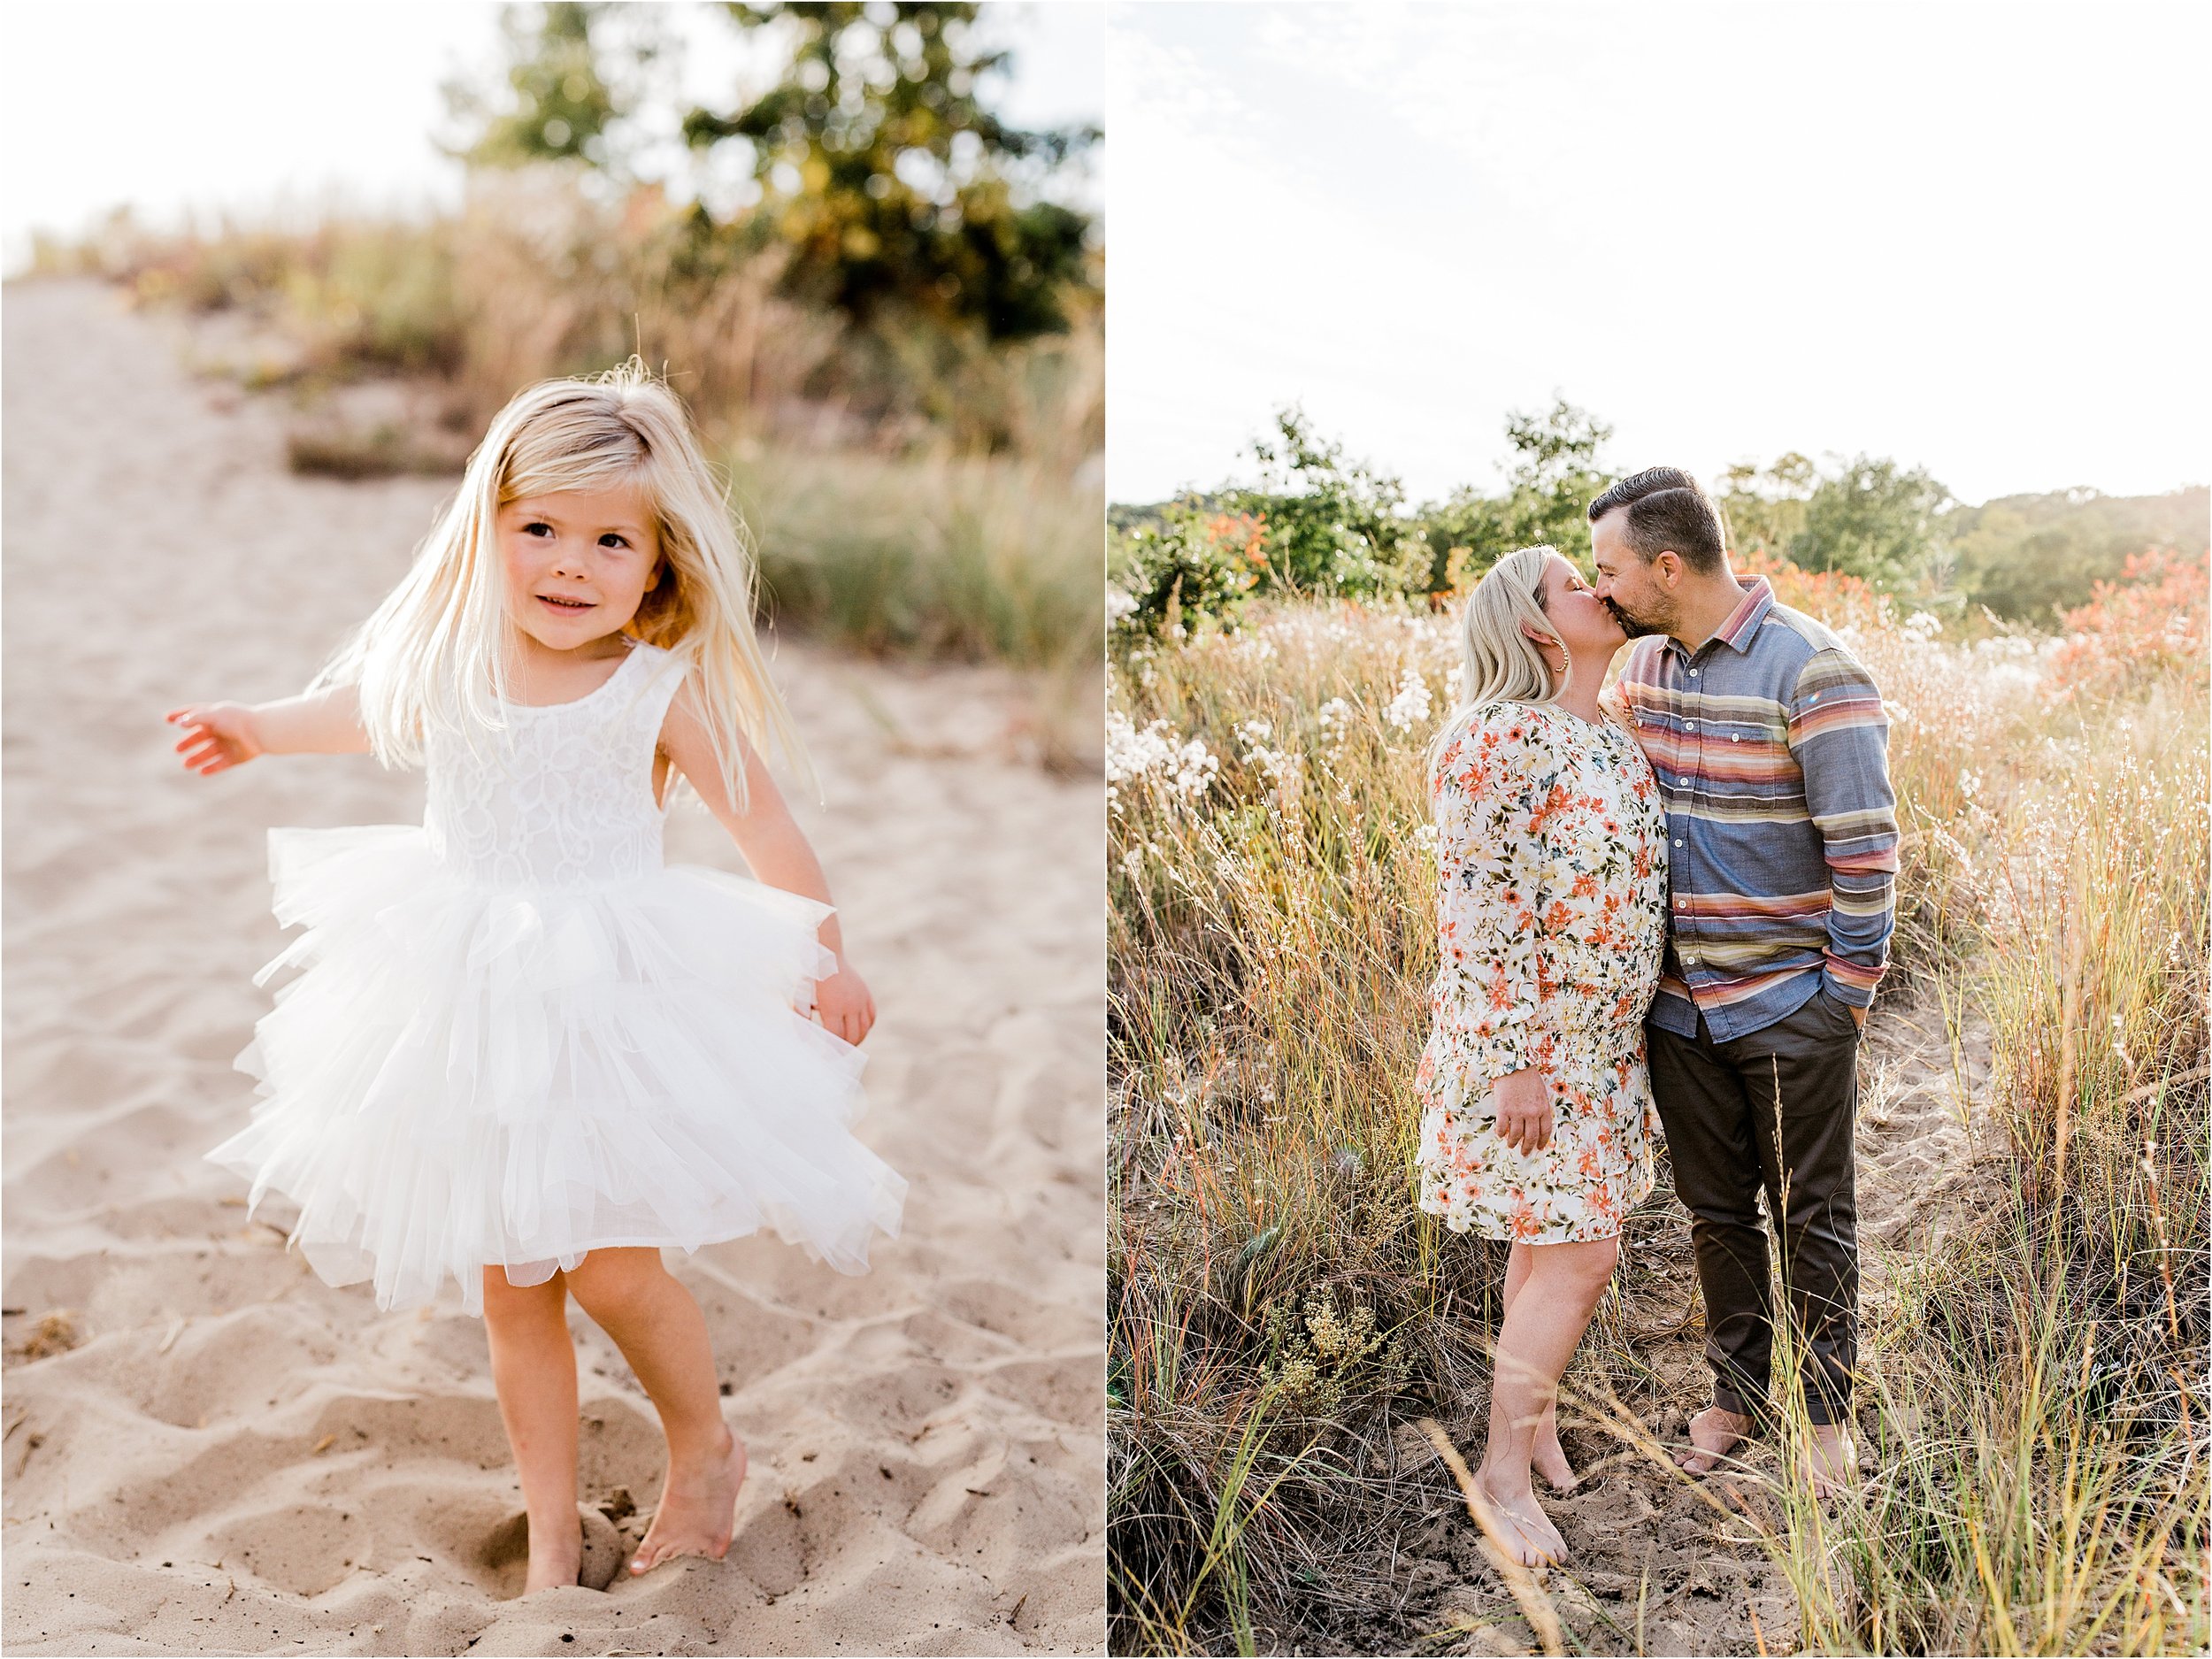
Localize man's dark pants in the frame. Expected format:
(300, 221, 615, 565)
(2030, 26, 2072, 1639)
(1646, 984, 1861, 1427)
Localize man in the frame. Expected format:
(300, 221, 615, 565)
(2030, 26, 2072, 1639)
(1587, 467, 1897, 1496)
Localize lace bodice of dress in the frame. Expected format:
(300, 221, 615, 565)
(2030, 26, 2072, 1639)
(423, 641, 687, 892)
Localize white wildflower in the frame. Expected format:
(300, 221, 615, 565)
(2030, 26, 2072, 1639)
(1236, 719, 1299, 783)
(1317, 697, 1355, 744)
(1171, 737, 1218, 797)
(1105, 586, 1138, 623)
(1383, 669, 1433, 732)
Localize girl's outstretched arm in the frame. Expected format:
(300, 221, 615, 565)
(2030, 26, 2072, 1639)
(165, 684, 370, 775)
(659, 681, 876, 1047)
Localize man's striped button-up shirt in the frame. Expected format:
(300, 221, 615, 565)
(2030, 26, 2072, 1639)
(1609, 573, 1899, 1042)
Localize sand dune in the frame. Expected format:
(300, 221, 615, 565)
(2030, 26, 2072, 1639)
(1, 276, 1105, 1655)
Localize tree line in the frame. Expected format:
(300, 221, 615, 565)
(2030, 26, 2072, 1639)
(1109, 400, 2207, 636)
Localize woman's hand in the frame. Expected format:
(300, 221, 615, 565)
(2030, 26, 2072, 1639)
(166, 703, 265, 774)
(1491, 1067, 1554, 1154)
(811, 956, 877, 1046)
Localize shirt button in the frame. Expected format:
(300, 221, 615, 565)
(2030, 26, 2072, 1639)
(1674, 839, 1684, 848)
(1730, 733, 1740, 742)
(1689, 668, 1700, 678)
(1686, 721, 1697, 731)
(1674, 897, 1686, 908)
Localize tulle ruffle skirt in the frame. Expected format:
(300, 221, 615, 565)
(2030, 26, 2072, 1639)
(205, 825, 906, 1315)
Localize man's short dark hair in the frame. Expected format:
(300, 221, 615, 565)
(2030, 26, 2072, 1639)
(1587, 467, 1726, 574)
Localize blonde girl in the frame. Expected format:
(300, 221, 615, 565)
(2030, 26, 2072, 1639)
(168, 358, 906, 1593)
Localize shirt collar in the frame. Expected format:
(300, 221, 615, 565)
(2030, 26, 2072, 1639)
(1667, 574, 1773, 658)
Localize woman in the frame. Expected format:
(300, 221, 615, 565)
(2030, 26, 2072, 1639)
(1414, 544, 1667, 1566)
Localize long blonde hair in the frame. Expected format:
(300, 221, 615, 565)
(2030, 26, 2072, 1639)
(311, 357, 805, 811)
(1424, 543, 1567, 787)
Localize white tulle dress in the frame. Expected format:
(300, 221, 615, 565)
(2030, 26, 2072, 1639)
(205, 640, 906, 1315)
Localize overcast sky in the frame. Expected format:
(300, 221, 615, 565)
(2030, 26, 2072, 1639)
(1106, 2, 2208, 508)
(0, 2, 1102, 273)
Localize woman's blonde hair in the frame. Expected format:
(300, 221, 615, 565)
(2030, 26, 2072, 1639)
(311, 357, 804, 811)
(1425, 543, 1567, 784)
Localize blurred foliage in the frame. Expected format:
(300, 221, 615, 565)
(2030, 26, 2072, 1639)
(442, 2, 661, 173)
(1724, 451, 1955, 591)
(689, 2, 1098, 340)
(1950, 486, 2210, 625)
(445, 3, 1099, 342)
(32, 5, 1103, 672)
(1798, 457, 1952, 586)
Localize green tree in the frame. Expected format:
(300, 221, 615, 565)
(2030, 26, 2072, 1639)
(441, 4, 669, 176)
(1787, 456, 1953, 588)
(1223, 407, 1427, 599)
(683, 3, 1099, 339)
(1949, 486, 2210, 622)
(1717, 451, 1817, 557)
(1414, 396, 1617, 589)
(1495, 396, 1615, 559)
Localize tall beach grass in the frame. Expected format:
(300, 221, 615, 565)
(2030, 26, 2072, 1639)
(1107, 552, 2208, 1654)
(27, 168, 1104, 683)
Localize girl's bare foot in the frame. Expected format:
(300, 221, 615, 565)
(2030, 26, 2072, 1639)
(1472, 1471, 1568, 1567)
(628, 1430, 748, 1577)
(1532, 1409, 1578, 1492)
(523, 1509, 583, 1594)
(1676, 1404, 1754, 1476)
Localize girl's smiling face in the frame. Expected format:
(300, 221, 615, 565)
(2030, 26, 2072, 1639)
(496, 485, 663, 655)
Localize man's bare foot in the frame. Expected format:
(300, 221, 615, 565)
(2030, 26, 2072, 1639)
(628, 1430, 748, 1577)
(1802, 1422, 1859, 1498)
(1676, 1405, 1755, 1476)
(1532, 1409, 1578, 1493)
(522, 1509, 582, 1594)
(1472, 1471, 1568, 1567)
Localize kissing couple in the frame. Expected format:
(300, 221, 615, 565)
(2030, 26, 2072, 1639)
(1410, 467, 1899, 1565)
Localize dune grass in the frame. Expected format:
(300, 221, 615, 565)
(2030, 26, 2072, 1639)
(1107, 554, 2208, 1654)
(27, 169, 1104, 679)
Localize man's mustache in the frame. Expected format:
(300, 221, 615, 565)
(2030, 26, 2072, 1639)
(1603, 595, 1655, 638)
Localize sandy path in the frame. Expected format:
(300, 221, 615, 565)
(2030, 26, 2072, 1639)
(1, 277, 1104, 1655)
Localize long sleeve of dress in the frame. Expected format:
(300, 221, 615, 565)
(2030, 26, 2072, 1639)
(1427, 708, 1553, 1090)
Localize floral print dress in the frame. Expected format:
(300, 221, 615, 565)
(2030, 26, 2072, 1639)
(1414, 699, 1669, 1243)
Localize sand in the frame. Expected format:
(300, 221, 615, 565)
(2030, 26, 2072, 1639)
(1, 276, 1105, 1655)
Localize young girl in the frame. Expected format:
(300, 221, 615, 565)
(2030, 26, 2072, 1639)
(166, 359, 906, 1594)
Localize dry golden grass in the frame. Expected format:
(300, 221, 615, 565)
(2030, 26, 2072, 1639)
(1108, 557, 2208, 1655)
(29, 167, 1104, 677)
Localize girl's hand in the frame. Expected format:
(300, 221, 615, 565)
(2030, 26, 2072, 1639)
(811, 957, 876, 1046)
(1491, 1067, 1554, 1154)
(166, 703, 265, 774)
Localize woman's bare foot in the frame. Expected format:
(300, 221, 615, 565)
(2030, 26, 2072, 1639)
(1676, 1405, 1755, 1476)
(1532, 1408, 1578, 1493)
(1803, 1423, 1858, 1498)
(523, 1509, 583, 1594)
(628, 1430, 748, 1577)
(1472, 1471, 1568, 1566)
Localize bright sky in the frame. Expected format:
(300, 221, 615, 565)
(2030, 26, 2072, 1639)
(0, 1, 1102, 274)
(1106, 2, 2209, 508)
